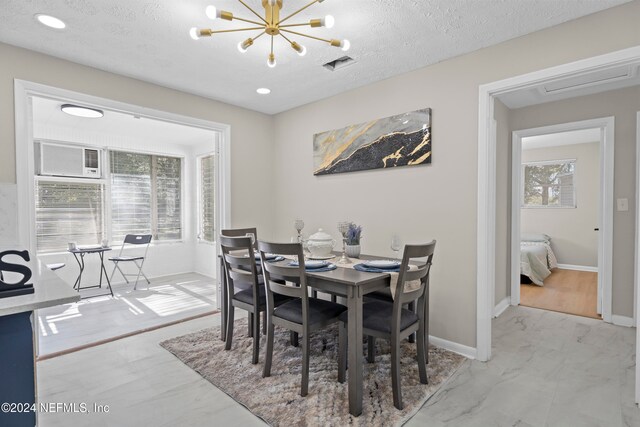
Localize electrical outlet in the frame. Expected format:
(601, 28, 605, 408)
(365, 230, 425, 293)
(617, 198, 629, 212)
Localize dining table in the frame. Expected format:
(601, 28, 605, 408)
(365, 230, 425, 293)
(219, 252, 396, 417)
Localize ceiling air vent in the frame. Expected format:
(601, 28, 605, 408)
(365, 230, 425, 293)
(323, 56, 356, 71)
(542, 66, 634, 94)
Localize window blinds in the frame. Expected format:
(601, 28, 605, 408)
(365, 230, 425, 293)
(200, 155, 216, 242)
(35, 181, 104, 253)
(110, 151, 182, 243)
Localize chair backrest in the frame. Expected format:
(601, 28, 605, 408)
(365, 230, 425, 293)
(124, 234, 153, 245)
(221, 227, 258, 251)
(258, 241, 309, 316)
(219, 235, 261, 303)
(117, 234, 152, 258)
(392, 241, 436, 330)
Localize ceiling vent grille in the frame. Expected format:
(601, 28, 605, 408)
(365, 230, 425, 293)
(323, 56, 356, 71)
(542, 66, 635, 94)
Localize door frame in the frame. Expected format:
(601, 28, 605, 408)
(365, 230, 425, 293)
(510, 118, 614, 319)
(13, 79, 232, 298)
(476, 45, 640, 363)
(635, 110, 640, 404)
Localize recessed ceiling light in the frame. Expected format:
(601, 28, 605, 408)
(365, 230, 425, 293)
(61, 104, 104, 118)
(35, 14, 66, 30)
(256, 88, 271, 95)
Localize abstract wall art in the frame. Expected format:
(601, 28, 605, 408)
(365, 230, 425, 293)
(313, 108, 431, 175)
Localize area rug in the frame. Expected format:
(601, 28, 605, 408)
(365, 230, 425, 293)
(160, 318, 466, 426)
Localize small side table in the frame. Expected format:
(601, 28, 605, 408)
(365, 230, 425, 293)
(69, 246, 114, 298)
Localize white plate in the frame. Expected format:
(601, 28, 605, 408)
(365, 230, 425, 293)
(307, 254, 336, 260)
(253, 253, 277, 260)
(304, 260, 328, 269)
(363, 260, 400, 269)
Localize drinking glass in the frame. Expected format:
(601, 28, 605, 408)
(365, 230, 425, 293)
(337, 221, 351, 264)
(390, 234, 402, 260)
(294, 219, 305, 243)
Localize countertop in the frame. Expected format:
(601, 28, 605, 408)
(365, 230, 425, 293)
(0, 267, 79, 317)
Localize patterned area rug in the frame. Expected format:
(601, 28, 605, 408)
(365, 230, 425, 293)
(160, 318, 466, 426)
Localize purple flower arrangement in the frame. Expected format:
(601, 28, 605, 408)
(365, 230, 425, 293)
(346, 223, 362, 245)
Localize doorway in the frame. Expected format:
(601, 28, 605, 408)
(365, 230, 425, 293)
(511, 122, 610, 320)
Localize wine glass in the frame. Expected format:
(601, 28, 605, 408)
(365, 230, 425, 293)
(337, 221, 351, 264)
(245, 232, 256, 252)
(390, 234, 402, 260)
(294, 219, 304, 243)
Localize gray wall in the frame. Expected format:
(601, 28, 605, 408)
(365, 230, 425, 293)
(511, 86, 640, 318)
(272, 2, 640, 347)
(521, 142, 600, 268)
(0, 42, 276, 239)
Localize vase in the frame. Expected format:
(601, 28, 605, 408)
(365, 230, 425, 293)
(345, 244, 361, 258)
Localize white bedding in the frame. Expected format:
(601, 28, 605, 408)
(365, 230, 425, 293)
(520, 241, 558, 286)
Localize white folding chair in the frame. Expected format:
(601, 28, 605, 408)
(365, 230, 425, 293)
(109, 234, 152, 290)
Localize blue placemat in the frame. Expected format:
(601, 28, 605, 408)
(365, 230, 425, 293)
(353, 263, 400, 273)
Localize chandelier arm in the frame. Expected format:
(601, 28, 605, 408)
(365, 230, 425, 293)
(279, 32, 293, 44)
(279, 0, 320, 25)
(270, 35, 274, 56)
(237, 0, 269, 25)
(232, 16, 266, 26)
(280, 28, 331, 44)
(253, 31, 266, 41)
(211, 26, 265, 34)
(278, 23, 312, 29)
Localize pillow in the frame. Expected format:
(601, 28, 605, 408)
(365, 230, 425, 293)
(521, 233, 551, 242)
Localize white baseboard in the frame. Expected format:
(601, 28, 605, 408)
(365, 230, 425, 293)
(493, 297, 510, 318)
(429, 335, 477, 360)
(611, 314, 635, 327)
(556, 264, 598, 273)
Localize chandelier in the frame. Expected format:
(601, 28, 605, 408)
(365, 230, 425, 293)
(190, 0, 350, 68)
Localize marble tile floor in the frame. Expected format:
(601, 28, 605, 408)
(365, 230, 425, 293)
(36, 272, 216, 355)
(37, 305, 639, 426)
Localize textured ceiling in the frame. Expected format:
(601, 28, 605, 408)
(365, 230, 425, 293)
(0, 0, 632, 114)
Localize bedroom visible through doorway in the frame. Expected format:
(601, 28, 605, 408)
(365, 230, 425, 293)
(516, 126, 602, 319)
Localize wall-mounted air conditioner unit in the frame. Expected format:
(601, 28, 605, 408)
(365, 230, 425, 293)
(35, 142, 102, 179)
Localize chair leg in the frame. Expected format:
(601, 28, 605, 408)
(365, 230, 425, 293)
(301, 332, 310, 397)
(115, 264, 129, 284)
(262, 311, 267, 335)
(391, 334, 403, 410)
(248, 313, 254, 337)
(417, 325, 428, 384)
(133, 261, 144, 290)
(367, 336, 375, 363)
(263, 318, 275, 378)
(252, 309, 260, 364)
(290, 331, 299, 347)
(225, 306, 235, 351)
(338, 322, 347, 383)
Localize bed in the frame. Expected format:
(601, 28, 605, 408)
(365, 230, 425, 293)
(520, 233, 558, 286)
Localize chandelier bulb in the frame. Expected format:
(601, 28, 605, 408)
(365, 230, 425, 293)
(238, 38, 253, 53)
(291, 42, 307, 57)
(267, 53, 277, 68)
(189, 27, 200, 40)
(323, 15, 335, 29)
(341, 39, 351, 52)
(205, 5, 218, 20)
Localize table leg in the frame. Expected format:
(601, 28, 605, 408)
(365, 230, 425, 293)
(72, 253, 85, 291)
(99, 252, 114, 297)
(220, 257, 227, 342)
(347, 286, 363, 416)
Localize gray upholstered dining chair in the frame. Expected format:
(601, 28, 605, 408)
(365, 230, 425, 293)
(220, 235, 293, 364)
(338, 241, 436, 410)
(259, 240, 347, 397)
(108, 234, 152, 290)
(221, 227, 262, 337)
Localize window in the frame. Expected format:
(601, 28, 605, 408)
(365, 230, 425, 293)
(198, 154, 216, 243)
(110, 151, 182, 242)
(35, 181, 104, 253)
(522, 160, 576, 208)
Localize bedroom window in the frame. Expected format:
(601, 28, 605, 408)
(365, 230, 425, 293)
(522, 159, 576, 208)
